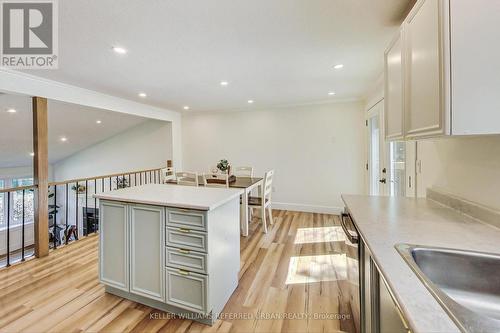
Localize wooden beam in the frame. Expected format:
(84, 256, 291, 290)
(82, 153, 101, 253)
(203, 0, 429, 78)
(33, 97, 49, 258)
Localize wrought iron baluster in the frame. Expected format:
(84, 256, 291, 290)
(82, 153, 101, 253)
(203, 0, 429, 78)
(6, 192, 10, 267)
(94, 179, 97, 233)
(85, 180, 88, 236)
(65, 183, 69, 244)
(75, 181, 79, 240)
(53, 185, 57, 249)
(22, 189, 25, 261)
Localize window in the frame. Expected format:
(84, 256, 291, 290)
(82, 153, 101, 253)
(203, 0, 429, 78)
(0, 177, 34, 227)
(389, 142, 406, 197)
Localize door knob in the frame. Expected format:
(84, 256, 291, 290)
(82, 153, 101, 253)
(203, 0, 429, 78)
(379, 178, 387, 184)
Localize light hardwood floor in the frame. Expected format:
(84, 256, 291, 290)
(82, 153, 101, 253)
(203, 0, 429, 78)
(0, 210, 354, 333)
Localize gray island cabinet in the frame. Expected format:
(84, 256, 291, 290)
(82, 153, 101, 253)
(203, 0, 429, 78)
(94, 184, 243, 325)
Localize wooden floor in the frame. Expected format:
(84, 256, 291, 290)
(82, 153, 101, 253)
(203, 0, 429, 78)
(0, 210, 354, 333)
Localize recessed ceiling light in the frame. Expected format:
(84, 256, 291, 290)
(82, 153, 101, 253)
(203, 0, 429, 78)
(96, 120, 102, 124)
(328, 91, 336, 96)
(6, 108, 16, 113)
(112, 46, 127, 54)
(138, 92, 147, 98)
(220, 81, 229, 86)
(247, 100, 254, 104)
(333, 64, 344, 69)
(60, 137, 67, 142)
(183, 106, 190, 110)
(29, 152, 35, 157)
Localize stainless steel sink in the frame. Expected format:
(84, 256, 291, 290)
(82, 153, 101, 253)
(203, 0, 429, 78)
(396, 244, 500, 333)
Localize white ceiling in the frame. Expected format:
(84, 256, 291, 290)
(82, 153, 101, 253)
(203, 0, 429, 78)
(24, 0, 412, 112)
(0, 93, 149, 168)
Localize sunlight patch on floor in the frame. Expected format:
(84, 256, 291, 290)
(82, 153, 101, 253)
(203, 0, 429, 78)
(294, 226, 346, 244)
(285, 254, 347, 285)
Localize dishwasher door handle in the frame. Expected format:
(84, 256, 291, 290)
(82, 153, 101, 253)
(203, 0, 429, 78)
(341, 213, 359, 244)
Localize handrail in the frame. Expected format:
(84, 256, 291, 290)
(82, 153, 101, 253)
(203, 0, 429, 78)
(0, 166, 166, 268)
(0, 184, 38, 194)
(48, 167, 163, 186)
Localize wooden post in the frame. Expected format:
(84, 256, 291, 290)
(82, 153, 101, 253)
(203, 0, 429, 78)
(33, 97, 49, 258)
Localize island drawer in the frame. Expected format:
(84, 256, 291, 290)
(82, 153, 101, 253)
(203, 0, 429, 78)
(166, 227, 208, 252)
(167, 208, 207, 231)
(165, 247, 208, 274)
(165, 267, 208, 314)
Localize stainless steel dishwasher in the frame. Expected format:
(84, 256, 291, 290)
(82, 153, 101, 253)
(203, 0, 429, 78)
(341, 211, 361, 333)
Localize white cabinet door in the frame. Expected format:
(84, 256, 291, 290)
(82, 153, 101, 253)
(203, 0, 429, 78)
(405, 0, 447, 138)
(450, 0, 500, 135)
(130, 204, 165, 302)
(99, 200, 129, 291)
(384, 30, 404, 140)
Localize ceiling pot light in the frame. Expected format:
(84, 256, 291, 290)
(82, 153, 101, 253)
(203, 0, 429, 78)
(220, 81, 229, 86)
(6, 108, 16, 113)
(247, 100, 254, 104)
(328, 92, 336, 96)
(138, 92, 147, 98)
(112, 46, 127, 54)
(183, 106, 190, 110)
(60, 137, 68, 142)
(96, 120, 102, 124)
(333, 64, 344, 69)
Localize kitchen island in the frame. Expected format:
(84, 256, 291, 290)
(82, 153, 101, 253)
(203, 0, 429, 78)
(94, 184, 243, 325)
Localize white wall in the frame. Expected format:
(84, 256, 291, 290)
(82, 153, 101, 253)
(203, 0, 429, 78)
(417, 136, 500, 211)
(182, 102, 366, 213)
(53, 120, 172, 181)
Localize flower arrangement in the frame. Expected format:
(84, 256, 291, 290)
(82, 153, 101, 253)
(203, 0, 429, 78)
(216, 159, 230, 174)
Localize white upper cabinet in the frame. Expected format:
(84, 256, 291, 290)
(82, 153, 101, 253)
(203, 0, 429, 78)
(384, 0, 500, 139)
(450, 0, 500, 135)
(384, 29, 405, 140)
(405, 0, 448, 138)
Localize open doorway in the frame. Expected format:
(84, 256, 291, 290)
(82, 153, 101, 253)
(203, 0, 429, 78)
(366, 100, 416, 197)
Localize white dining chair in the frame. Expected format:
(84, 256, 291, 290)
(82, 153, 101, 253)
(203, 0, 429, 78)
(202, 173, 229, 188)
(175, 171, 199, 187)
(248, 169, 274, 233)
(160, 167, 175, 183)
(233, 166, 254, 177)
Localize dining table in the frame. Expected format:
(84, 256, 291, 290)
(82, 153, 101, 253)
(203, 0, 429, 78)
(166, 176, 263, 237)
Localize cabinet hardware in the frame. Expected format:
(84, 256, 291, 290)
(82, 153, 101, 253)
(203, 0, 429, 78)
(178, 269, 190, 276)
(178, 228, 190, 233)
(379, 178, 387, 184)
(178, 248, 190, 254)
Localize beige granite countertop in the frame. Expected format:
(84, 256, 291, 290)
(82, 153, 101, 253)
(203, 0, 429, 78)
(342, 194, 500, 333)
(94, 184, 243, 210)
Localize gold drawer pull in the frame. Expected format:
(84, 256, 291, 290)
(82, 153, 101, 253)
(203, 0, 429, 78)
(178, 269, 190, 276)
(178, 248, 190, 254)
(178, 228, 190, 233)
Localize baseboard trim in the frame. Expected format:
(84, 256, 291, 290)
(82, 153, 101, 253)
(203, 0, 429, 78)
(271, 202, 344, 215)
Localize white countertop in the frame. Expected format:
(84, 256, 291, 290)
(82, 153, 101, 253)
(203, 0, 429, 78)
(342, 194, 500, 333)
(94, 184, 243, 211)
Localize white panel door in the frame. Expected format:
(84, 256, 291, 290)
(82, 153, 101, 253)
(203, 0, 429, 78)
(405, 0, 446, 138)
(366, 101, 388, 196)
(130, 204, 165, 301)
(99, 201, 129, 291)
